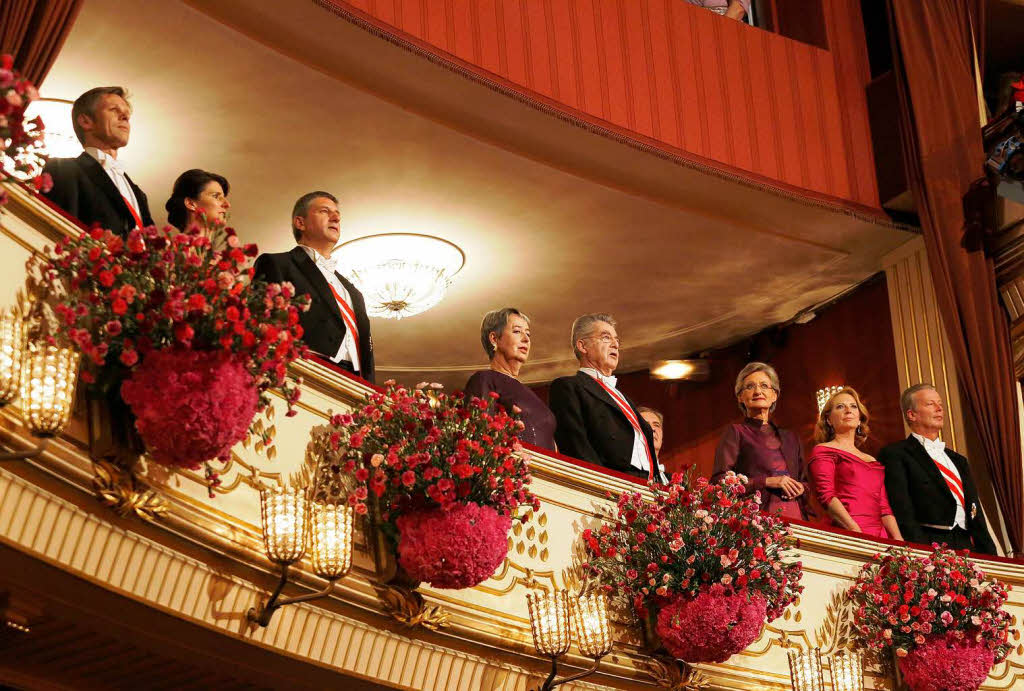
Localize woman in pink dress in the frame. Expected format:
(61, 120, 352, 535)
(808, 388, 903, 540)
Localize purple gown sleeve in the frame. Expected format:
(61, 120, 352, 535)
(712, 425, 763, 493)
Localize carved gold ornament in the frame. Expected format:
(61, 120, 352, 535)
(374, 583, 450, 631)
(645, 655, 712, 690)
(91, 459, 167, 522)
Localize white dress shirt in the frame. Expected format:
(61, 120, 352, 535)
(912, 432, 966, 529)
(299, 245, 361, 371)
(84, 147, 141, 225)
(580, 368, 667, 483)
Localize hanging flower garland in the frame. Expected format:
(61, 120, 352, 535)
(306, 382, 540, 589)
(584, 471, 803, 663)
(848, 545, 1012, 691)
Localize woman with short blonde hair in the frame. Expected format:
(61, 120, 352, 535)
(464, 308, 556, 451)
(807, 387, 901, 540)
(711, 362, 807, 519)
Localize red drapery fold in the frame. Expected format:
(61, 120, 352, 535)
(888, 0, 1023, 554)
(0, 0, 82, 86)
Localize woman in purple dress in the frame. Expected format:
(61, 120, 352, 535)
(808, 387, 902, 540)
(711, 362, 807, 519)
(465, 308, 556, 451)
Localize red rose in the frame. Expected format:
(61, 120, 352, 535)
(187, 294, 207, 311)
(119, 349, 139, 367)
(98, 270, 115, 287)
(111, 298, 128, 315)
(105, 320, 123, 335)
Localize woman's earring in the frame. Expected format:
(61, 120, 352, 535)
(856, 424, 864, 437)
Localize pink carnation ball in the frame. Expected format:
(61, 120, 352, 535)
(656, 590, 767, 663)
(121, 349, 258, 470)
(395, 502, 511, 589)
(899, 636, 995, 691)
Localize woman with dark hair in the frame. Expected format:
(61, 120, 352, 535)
(165, 169, 231, 231)
(711, 362, 807, 519)
(465, 307, 556, 451)
(808, 387, 902, 540)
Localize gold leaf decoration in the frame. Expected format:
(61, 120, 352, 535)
(528, 545, 537, 559)
(375, 584, 450, 631)
(526, 525, 536, 540)
(538, 512, 547, 527)
(91, 459, 167, 523)
(645, 655, 711, 690)
(540, 548, 549, 563)
(812, 586, 855, 654)
(539, 530, 548, 545)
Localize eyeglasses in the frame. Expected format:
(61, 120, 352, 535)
(589, 334, 621, 346)
(742, 382, 775, 393)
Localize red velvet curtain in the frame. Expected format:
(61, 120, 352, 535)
(888, 1, 1023, 553)
(0, 0, 82, 85)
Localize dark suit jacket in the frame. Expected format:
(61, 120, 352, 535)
(42, 153, 153, 236)
(880, 435, 997, 555)
(549, 371, 656, 479)
(253, 247, 374, 384)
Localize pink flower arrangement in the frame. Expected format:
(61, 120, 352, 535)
(309, 381, 539, 522)
(656, 588, 767, 663)
(898, 636, 996, 691)
(584, 470, 802, 661)
(307, 381, 540, 589)
(120, 349, 258, 473)
(394, 502, 512, 589)
(847, 545, 1012, 670)
(28, 221, 310, 480)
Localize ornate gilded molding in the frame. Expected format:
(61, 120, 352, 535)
(374, 583, 451, 631)
(644, 656, 711, 690)
(90, 459, 167, 522)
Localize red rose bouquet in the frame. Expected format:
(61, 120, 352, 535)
(27, 219, 310, 485)
(585, 470, 803, 662)
(306, 382, 540, 589)
(848, 545, 1012, 691)
(1, 54, 51, 193)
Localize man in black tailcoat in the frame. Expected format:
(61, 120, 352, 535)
(253, 192, 374, 383)
(880, 384, 997, 555)
(549, 313, 666, 482)
(43, 86, 153, 235)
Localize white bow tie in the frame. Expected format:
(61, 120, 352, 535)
(316, 254, 339, 274)
(591, 371, 617, 388)
(922, 437, 946, 453)
(101, 156, 126, 175)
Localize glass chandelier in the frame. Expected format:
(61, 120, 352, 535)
(336, 233, 464, 319)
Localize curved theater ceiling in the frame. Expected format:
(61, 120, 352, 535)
(38, 0, 914, 387)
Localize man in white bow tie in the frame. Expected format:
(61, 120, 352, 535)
(549, 313, 667, 483)
(43, 86, 153, 236)
(880, 384, 997, 554)
(253, 192, 375, 383)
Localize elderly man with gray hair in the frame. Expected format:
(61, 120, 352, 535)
(549, 313, 666, 482)
(879, 384, 996, 554)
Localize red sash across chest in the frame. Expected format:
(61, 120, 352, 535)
(592, 377, 656, 481)
(326, 281, 360, 361)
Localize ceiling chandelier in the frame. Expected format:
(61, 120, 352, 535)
(337, 233, 465, 319)
(4, 98, 79, 180)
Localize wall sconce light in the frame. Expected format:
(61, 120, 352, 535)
(526, 590, 613, 690)
(0, 307, 80, 461)
(247, 487, 354, 627)
(830, 650, 864, 691)
(788, 647, 824, 691)
(815, 385, 844, 414)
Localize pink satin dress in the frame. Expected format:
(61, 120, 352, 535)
(808, 445, 893, 539)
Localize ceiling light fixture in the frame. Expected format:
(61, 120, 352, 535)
(23, 98, 80, 159)
(650, 359, 710, 381)
(337, 233, 464, 320)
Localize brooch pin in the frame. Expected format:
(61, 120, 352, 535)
(971, 503, 978, 519)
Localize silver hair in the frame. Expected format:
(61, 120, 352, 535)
(900, 383, 937, 421)
(570, 313, 617, 360)
(480, 308, 529, 359)
(734, 362, 781, 415)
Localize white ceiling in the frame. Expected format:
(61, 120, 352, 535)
(39, 0, 913, 387)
